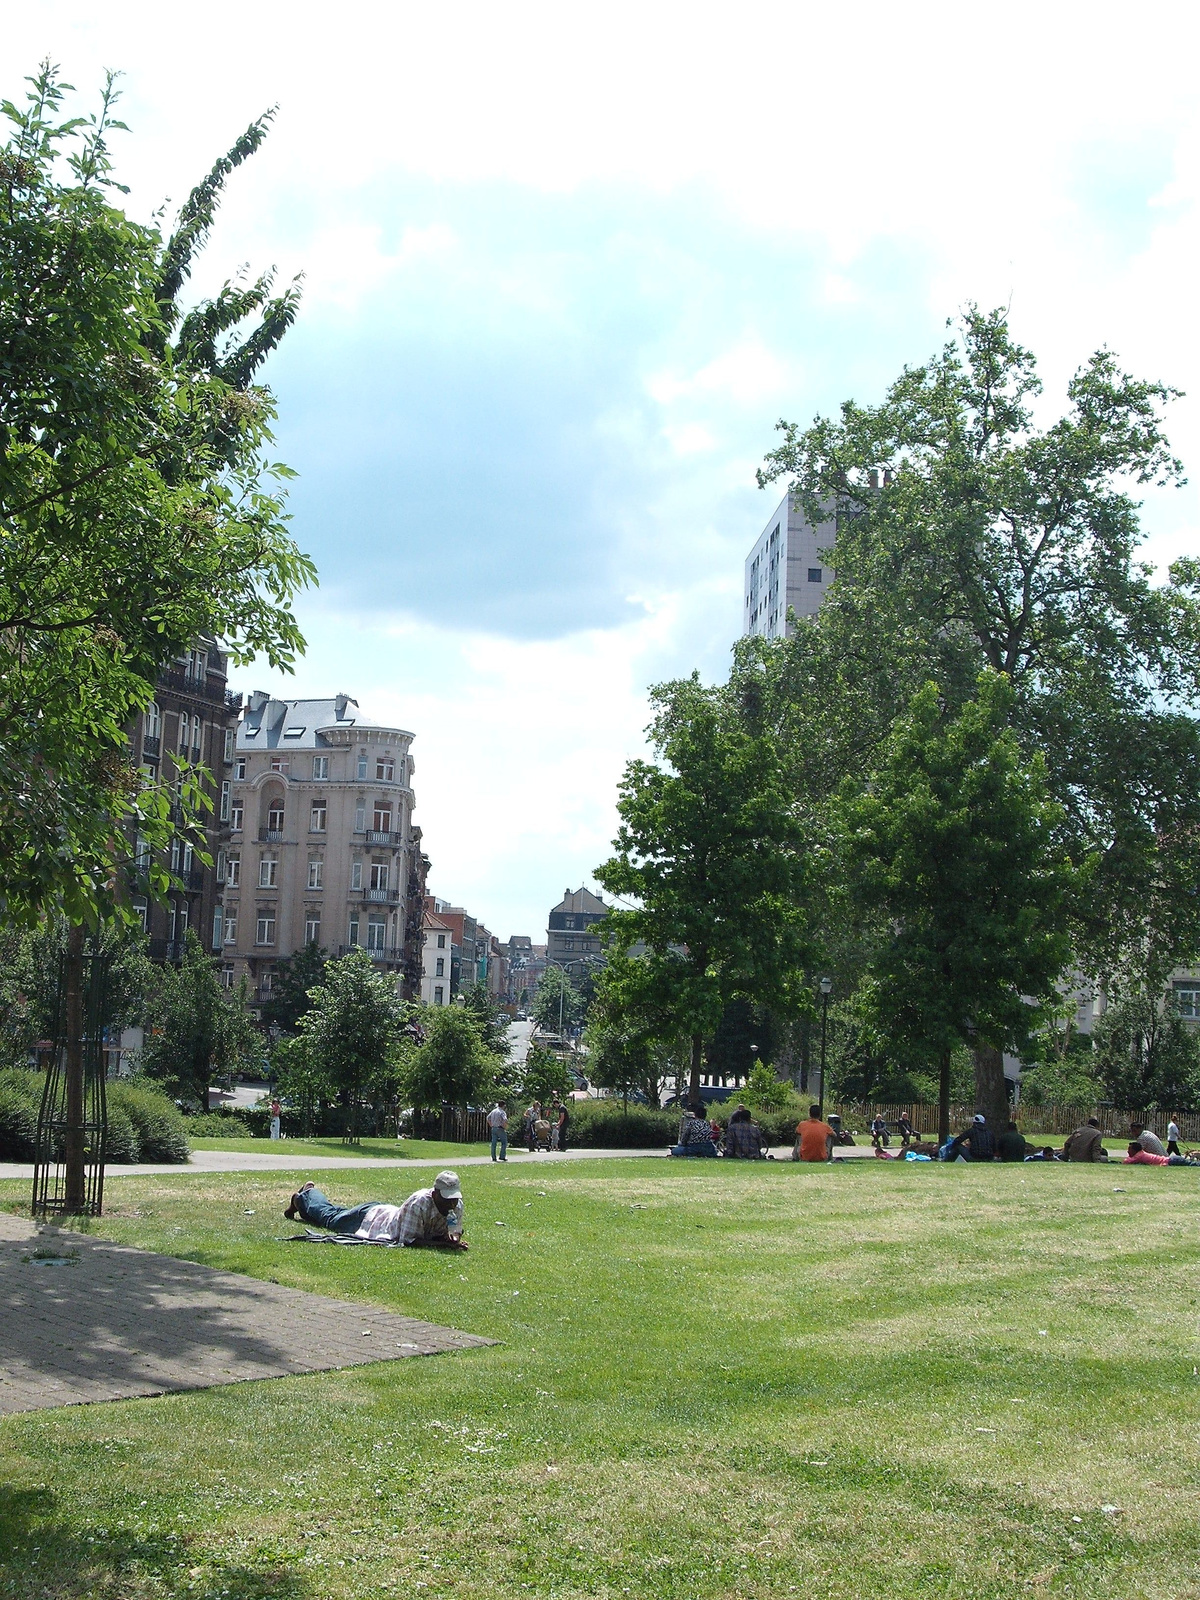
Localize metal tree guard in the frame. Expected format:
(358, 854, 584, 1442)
(31, 945, 111, 1218)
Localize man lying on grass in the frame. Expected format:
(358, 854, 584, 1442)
(284, 1170, 469, 1249)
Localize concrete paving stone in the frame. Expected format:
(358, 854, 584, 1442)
(0, 1212, 493, 1417)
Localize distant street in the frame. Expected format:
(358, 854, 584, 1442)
(506, 1016, 534, 1065)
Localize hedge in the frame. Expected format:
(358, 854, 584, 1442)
(0, 1070, 190, 1163)
(186, 1110, 255, 1139)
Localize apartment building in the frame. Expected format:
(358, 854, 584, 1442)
(421, 909, 454, 1006)
(546, 887, 607, 971)
(743, 490, 836, 639)
(222, 693, 419, 1002)
(129, 641, 239, 964)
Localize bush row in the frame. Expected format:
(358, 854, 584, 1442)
(0, 1070, 190, 1163)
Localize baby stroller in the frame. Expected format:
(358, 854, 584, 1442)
(532, 1116, 553, 1151)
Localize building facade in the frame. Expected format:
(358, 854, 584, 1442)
(546, 887, 607, 971)
(222, 694, 418, 1003)
(130, 641, 239, 965)
(421, 909, 454, 1006)
(743, 490, 836, 640)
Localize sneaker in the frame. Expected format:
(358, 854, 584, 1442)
(283, 1193, 301, 1220)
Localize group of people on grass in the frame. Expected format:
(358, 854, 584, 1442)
(669, 1103, 850, 1161)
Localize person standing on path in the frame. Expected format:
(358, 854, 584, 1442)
(270, 1098, 282, 1140)
(487, 1100, 509, 1162)
(556, 1099, 570, 1154)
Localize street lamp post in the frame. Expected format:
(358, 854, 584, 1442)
(818, 977, 832, 1120)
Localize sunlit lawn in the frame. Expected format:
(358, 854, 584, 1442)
(186, 1136, 485, 1163)
(3, 1157, 1200, 1599)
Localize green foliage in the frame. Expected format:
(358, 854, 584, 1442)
(595, 673, 813, 1099)
(0, 1067, 187, 1161)
(0, 63, 314, 926)
(400, 1005, 501, 1110)
(137, 932, 262, 1108)
(517, 1042, 574, 1106)
(259, 942, 327, 1036)
(183, 1110, 254, 1139)
(461, 983, 512, 1057)
(532, 966, 582, 1036)
(107, 1078, 190, 1162)
(565, 1100, 681, 1148)
(738, 1061, 795, 1113)
(0, 1067, 39, 1158)
(294, 948, 409, 1140)
(706, 999, 774, 1083)
(838, 673, 1078, 1071)
(0, 915, 148, 1069)
(1089, 990, 1200, 1111)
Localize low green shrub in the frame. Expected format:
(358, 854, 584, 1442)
(569, 1101, 680, 1148)
(104, 1103, 140, 1164)
(108, 1080, 190, 1163)
(0, 1071, 39, 1159)
(186, 1111, 254, 1138)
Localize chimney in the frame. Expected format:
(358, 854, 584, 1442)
(335, 693, 350, 720)
(248, 690, 269, 715)
(868, 469, 879, 490)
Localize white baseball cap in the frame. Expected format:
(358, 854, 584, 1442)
(433, 1170, 462, 1201)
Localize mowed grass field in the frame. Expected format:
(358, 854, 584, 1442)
(2, 1158, 1200, 1599)
(186, 1137, 485, 1163)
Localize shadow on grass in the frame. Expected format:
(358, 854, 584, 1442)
(0, 1485, 309, 1599)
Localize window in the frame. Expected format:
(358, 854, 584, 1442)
(182, 842, 194, 874)
(370, 861, 389, 892)
(234, 757, 246, 780)
(355, 799, 366, 831)
(188, 648, 206, 682)
(133, 900, 148, 931)
(308, 857, 323, 889)
(225, 910, 238, 944)
(267, 801, 284, 832)
(284, 725, 305, 738)
(134, 835, 150, 871)
(348, 915, 360, 947)
(259, 857, 277, 888)
(224, 728, 235, 763)
(310, 801, 327, 832)
(373, 802, 392, 832)
(227, 855, 240, 887)
(1175, 984, 1200, 1019)
(146, 702, 161, 740)
(808, 567, 823, 583)
(192, 720, 203, 760)
(270, 756, 289, 774)
(178, 900, 188, 934)
(437, 932, 446, 949)
(216, 849, 226, 882)
(305, 913, 321, 945)
(220, 781, 231, 822)
(435, 956, 445, 977)
(367, 915, 386, 951)
(434, 986, 444, 1005)
(313, 755, 329, 780)
(256, 913, 276, 946)
(171, 838, 180, 873)
(376, 757, 395, 782)
(231, 802, 243, 832)
(178, 712, 190, 754)
(212, 907, 223, 951)
(357, 751, 368, 779)
(221, 964, 235, 990)
(351, 861, 363, 890)
(259, 970, 274, 993)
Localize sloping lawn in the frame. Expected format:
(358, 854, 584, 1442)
(2, 1158, 1199, 1599)
(187, 1137, 483, 1162)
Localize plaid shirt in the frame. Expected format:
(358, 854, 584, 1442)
(359, 1189, 458, 1245)
(725, 1120, 767, 1159)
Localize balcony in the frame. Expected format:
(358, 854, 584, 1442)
(179, 866, 206, 893)
(142, 734, 160, 759)
(258, 828, 285, 842)
(157, 666, 230, 705)
(362, 887, 400, 904)
(338, 943, 405, 964)
(361, 829, 403, 847)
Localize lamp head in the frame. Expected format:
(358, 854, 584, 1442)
(819, 977, 833, 996)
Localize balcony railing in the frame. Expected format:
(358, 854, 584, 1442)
(363, 887, 399, 903)
(142, 734, 160, 759)
(337, 944, 405, 963)
(361, 829, 403, 846)
(258, 827, 285, 842)
(157, 666, 230, 704)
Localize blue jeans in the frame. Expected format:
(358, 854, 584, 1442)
(670, 1141, 717, 1157)
(491, 1127, 508, 1161)
(296, 1186, 379, 1234)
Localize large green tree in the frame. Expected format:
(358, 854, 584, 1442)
(753, 305, 1200, 997)
(259, 942, 327, 1036)
(137, 931, 261, 1109)
(838, 673, 1079, 1140)
(400, 1006, 500, 1111)
(595, 673, 813, 1104)
(531, 965, 583, 1037)
(294, 949, 407, 1142)
(0, 64, 313, 926)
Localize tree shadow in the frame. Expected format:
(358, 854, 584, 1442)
(0, 1484, 311, 1598)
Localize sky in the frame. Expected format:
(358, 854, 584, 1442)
(9, 0, 1200, 938)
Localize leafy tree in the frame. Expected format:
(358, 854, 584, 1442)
(270, 1034, 329, 1138)
(0, 64, 313, 927)
(517, 1042, 574, 1106)
(260, 942, 327, 1036)
(400, 1005, 500, 1111)
(738, 1061, 794, 1114)
(754, 304, 1200, 1000)
(532, 965, 582, 1036)
(1089, 989, 1200, 1112)
(595, 673, 813, 1104)
(461, 982, 512, 1058)
(838, 673, 1079, 1140)
(706, 999, 774, 1086)
(294, 948, 407, 1142)
(137, 932, 261, 1108)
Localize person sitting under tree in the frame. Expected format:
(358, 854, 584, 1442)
(793, 1105, 836, 1163)
(724, 1109, 769, 1159)
(284, 1171, 468, 1249)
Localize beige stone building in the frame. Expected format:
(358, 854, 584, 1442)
(222, 693, 419, 1002)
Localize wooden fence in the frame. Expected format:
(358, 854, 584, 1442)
(409, 1107, 491, 1144)
(832, 1102, 1200, 1140)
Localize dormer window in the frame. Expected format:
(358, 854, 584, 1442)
(284, 726, 305, 738)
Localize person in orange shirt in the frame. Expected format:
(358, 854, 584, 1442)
(793, 1105, 836, 1162)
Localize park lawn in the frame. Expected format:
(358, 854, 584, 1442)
(2, 1158, 1200, 1600)
(186, 1137, 485, 1163)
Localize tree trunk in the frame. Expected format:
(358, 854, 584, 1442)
(688, 1033, 703, 1106)
(973, 1043, 1008, 1130)
(63, 923, 86, 1213)
(938, 1049, 951, 1145)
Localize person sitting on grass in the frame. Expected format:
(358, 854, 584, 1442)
(793, 1105, 836, 1163)
(997, 1121, 1027, 1162)
(1130, 1122, 1168, 1157)
(724, 1109, 769, 1159)
(1024, 1145, 1059, 1161)
(284, 1171, 469, 1249)
(1062, 1117, 1107, 1161)
(949, 1114, 996, 1161)
(670, 1104, 718, 1157)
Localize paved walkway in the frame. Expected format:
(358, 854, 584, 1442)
(0, 1212, 493, 1416)
(0, 1146, 671, 1181)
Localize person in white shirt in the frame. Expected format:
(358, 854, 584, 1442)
(487, 1100, 509, 1163)
(1168, 1118, 1183, 1157)
(285, 1171, 468, 1249)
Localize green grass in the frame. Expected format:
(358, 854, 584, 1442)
(186, 1136, 484, 1163)
(3, 1159, 1200, 1598)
